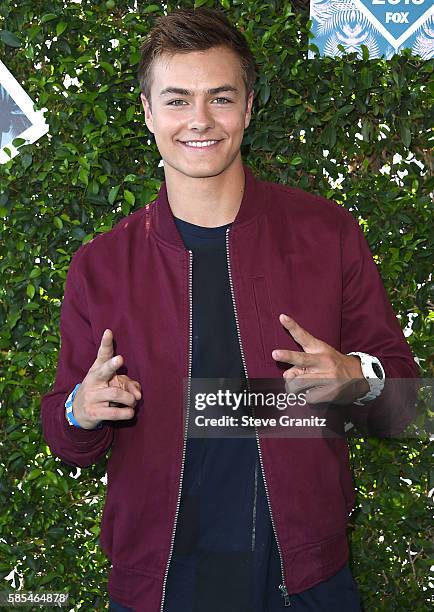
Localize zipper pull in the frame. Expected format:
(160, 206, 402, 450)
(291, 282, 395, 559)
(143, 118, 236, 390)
(279, 584, 291, 607)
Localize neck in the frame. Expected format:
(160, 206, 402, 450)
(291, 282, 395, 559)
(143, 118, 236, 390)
(163, 157, 245, 228)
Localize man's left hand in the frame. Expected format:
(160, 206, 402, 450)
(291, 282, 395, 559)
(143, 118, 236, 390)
(272, 314, 369, 405)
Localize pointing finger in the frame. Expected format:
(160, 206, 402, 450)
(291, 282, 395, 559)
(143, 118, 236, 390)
(279, 314, 322, 352)
(93, 329, 115, 367)
(93, 354, 124, 383)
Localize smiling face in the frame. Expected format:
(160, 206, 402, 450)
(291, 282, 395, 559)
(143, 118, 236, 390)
(141, 45, 253, 180)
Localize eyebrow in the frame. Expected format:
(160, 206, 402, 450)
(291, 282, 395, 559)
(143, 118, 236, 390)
(159, 85, 239, 97)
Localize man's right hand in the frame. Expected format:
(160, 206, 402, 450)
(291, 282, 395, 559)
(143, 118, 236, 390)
(70, 329, 141, 430)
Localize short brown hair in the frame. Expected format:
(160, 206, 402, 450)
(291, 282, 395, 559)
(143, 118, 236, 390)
(137, 7, 256, 108)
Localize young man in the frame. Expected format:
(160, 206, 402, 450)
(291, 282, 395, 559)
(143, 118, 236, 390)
(41, 7, 418, 612)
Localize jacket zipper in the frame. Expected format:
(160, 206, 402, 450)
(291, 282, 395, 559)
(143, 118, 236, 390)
(225, 228, 291, 608)
(159, 249, 194, 612)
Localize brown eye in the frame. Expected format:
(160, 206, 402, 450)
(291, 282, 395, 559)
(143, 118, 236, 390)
(213, 97, 232, 104)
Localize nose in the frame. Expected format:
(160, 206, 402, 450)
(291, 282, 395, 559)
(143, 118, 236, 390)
(187, 100, 215, 132)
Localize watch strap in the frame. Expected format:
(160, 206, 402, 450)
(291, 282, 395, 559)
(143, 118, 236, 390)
(348, 352, 385, 406)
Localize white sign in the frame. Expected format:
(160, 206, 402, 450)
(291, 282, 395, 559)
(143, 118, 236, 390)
(309, 0, 434, 58)
(0, 60, 48, 164)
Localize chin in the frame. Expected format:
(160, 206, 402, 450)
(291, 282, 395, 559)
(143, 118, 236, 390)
(170, 160, 231, 180)
(185, 169, 226, 179)
(174, 152, 242, 178)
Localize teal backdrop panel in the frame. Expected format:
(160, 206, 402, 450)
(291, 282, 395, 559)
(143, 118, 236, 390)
(309, 0, 434, 58)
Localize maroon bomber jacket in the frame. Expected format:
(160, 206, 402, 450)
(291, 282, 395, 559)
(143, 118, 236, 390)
(41, 165, 418, 611)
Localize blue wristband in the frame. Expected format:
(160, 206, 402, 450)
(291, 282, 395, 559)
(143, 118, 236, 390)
(65, 383, 103, 430)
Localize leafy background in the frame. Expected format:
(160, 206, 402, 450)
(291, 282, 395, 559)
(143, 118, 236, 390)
(0, 0, 432, 610)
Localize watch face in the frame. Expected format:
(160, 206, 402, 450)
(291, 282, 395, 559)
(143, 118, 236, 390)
(372, 362, 384, 379)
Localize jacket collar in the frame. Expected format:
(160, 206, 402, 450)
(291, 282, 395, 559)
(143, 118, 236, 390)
(152, 164, 267, 248)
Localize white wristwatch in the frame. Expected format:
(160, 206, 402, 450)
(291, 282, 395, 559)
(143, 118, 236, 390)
(347, 352, 385, 406)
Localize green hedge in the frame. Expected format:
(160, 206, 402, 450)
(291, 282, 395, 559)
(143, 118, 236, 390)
(0, 0, 432, 609)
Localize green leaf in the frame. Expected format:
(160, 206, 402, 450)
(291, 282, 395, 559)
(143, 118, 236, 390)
(8, 431, 23, 441)
(27, 468, 42, 481)
(126, 106, 135, 121)
(56, 21, 67, 37)
(94, 107, 107, 125)
(308, 43, 320, 56)
(7, 451, 23, 463)
(21, 153, 33, 169)
(142, 4, 161, 13)
(29, 268, 41, 279)
(108, 185, 120, 205)
(26, 284, 35, 299)
(322, 123, 337, 148)
(99, 61, 115, 76)
(361, 120, 371, 142)
(400, 122, 411, 148)
(12, 137, 26, 147)
(41, 13, 58, 23)
(39, 572, 61, 585)
(283, 98, 300, 107)
(294, 106, 304, 122)
(260, 83, 270, 106)
(0, 30, 21, 47)
(78, 168, 89, 185)
(336, 104, 354, 117)
(360, 67, 372, 89)
(129, 50, 140, 65)
(124, 190, 135, 206)
(361, 44, 369, 61)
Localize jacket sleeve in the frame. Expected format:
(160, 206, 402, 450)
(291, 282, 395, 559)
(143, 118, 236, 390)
(40, 246, 114, 467)
(338, 211, 419, 437)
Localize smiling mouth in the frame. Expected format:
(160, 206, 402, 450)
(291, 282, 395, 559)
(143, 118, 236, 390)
(179, 139, 222, 149)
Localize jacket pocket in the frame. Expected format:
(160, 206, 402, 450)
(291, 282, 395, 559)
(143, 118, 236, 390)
(252, 276, 277, 364)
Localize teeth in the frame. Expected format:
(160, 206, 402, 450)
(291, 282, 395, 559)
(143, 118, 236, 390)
(183, 140, 218, 148)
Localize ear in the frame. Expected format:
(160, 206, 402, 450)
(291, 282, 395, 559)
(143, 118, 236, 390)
(140, 93, 154, 134)
(244, 90, 254, 129)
